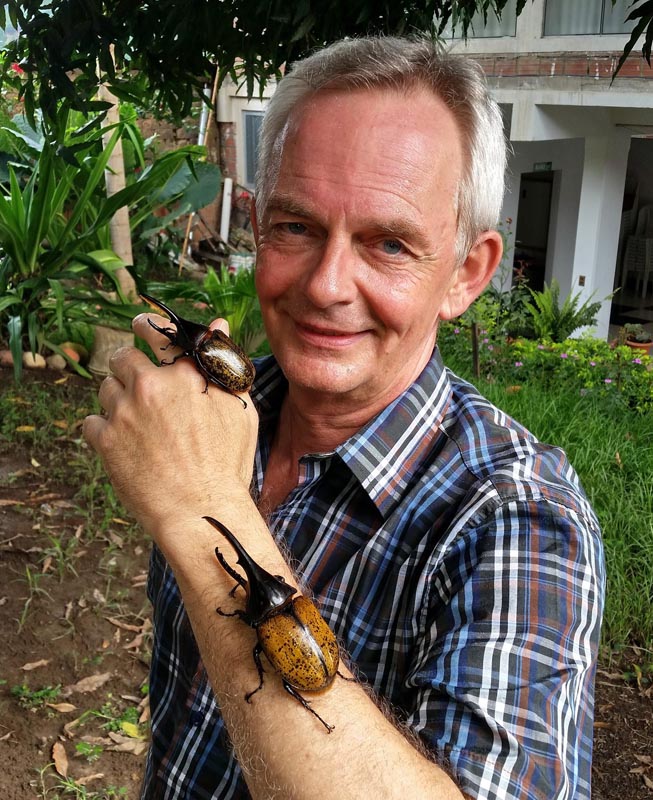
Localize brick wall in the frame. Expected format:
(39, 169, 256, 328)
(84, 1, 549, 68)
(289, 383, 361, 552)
(137, 111, 222, 236)
(474, 52, 653, 80)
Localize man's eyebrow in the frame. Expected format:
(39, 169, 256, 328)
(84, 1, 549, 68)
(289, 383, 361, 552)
(265, 193, 315, 218)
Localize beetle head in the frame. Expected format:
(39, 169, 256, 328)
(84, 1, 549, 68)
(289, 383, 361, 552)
(204, 516, 296, 625)
(141, 293, 209, 352)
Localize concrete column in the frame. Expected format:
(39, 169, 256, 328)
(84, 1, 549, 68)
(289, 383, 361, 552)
(570, 132, 631, 338)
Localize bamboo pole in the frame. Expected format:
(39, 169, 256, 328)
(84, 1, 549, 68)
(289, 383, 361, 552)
(179, 66, 221, 273)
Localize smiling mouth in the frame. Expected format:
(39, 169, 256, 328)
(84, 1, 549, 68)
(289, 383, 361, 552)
(294, 320, 367, 346)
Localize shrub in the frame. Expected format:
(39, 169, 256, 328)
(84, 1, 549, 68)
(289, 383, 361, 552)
(438, 324, 653, 414)
(525, 279, 604, 342)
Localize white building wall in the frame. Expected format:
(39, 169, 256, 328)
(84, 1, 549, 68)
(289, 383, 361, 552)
(448, 0, 653, 339)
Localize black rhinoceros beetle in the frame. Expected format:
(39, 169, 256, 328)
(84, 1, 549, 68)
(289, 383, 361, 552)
(203, 516, 342, 732)
(140, 294, 255, 407)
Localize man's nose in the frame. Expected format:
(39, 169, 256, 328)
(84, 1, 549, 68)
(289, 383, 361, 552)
(301, 237, 358, 308)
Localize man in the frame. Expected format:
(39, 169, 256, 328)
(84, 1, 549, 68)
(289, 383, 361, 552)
(83, 36, 604, 800)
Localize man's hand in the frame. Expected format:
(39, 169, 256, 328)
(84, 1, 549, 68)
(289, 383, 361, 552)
(82, 312, 259, 553)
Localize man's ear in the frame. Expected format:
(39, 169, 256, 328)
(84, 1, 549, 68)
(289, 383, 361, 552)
(439, 230, 504, 321)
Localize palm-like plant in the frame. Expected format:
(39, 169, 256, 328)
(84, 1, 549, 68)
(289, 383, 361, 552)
(0, 109, 220, 380)
(526, 279, 604, 343)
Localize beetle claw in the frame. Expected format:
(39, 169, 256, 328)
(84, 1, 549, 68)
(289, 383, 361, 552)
(282, 681, 334, 733)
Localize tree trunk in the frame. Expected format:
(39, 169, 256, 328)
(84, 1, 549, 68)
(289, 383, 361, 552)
(98, 73, 138, 301)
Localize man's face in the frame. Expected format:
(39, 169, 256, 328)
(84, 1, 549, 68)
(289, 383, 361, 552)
(254, 86, 478, 410)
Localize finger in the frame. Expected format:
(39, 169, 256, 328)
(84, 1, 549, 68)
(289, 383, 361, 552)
(82, 412, 107, 453)
(97, 374, 125, 414)
(208, 318, 230, 335)
(133, 311, 183, 362)
(107, 345, 159, 390)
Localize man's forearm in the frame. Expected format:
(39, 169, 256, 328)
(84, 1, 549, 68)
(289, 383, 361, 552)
(160, 504, 463, 800)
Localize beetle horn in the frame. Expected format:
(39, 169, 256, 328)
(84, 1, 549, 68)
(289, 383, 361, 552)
(203, 516, 296, 619)
(140, 293, 183, 325)
(140, 293, 208, 351)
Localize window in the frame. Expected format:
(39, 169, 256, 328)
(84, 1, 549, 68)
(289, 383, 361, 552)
(243, 110, 264, 189)
(443, 0, 517, 38)
(544, 0, 636, 35)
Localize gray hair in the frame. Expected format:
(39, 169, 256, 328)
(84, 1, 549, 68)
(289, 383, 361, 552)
(256, 36, 507, 264)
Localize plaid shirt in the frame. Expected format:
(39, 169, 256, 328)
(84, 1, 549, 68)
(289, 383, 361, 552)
(143, 349, 604, 800)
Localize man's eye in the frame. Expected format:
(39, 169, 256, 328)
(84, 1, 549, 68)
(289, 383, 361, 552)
(381, 239, 404, 255)
(285, 222, 307, 235)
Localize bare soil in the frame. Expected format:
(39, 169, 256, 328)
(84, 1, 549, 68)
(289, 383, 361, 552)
(0, 367, 651, 799)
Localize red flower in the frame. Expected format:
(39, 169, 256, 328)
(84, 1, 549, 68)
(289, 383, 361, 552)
(10, 62, 25, 75)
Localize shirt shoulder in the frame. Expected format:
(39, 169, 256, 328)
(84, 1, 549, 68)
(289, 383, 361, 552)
(438, 370, 599, 531)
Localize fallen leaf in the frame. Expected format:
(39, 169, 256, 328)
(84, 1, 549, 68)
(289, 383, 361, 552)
(21, 658, 50, 671)
(107, 732, 148, 756)
(615, 451, 623, 469)
(0, 499, 23, 507)
(106, 617, 143, 633)
(52, 741, 68, 778)
(0, 597, 7, 606)
(92, 588, 106, 605)
(54, 376, 70, 385)
(16, 425, 36, 432)
(593, 721, 612, 729)
(120, 721, 145, 739)
(76, 774, 105, 787)
(643, 774, 653, 789)
(108, 531, 124, 547)
(52, 420, 68, 430)
(124, 633, 146, 650)
(31, 457, 40, 467)
(635, 755, 653, 766)
(63, 672, 112, 696)
(80, 735, 112, 745)
(46, 702, 77, 714)
(63, 715, 85, 738)
(0, 731, 13, 741)
(42, 555, 53, 574)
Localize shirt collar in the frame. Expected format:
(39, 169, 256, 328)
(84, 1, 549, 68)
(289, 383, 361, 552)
(251, 349, 452, 518)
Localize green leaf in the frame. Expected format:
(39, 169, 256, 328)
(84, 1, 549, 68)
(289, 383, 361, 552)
(8, 314, 23, 382)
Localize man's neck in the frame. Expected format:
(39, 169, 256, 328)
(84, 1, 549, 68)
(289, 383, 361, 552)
(258, 389, 380, 513)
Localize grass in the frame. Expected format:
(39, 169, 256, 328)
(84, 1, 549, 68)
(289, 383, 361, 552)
(444, 355, 653, 655)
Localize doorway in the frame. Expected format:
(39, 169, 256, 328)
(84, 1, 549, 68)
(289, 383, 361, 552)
(513, 171, 555, 292)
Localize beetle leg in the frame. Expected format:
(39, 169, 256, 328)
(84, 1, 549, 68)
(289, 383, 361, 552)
(281, 681, 334, 733)
(214, 547, 247, 590)
(146, 318, 178, 345)
(245, 643, 266, 703)
(216, 605, 247, 619)
(201, 370, 248, 408)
